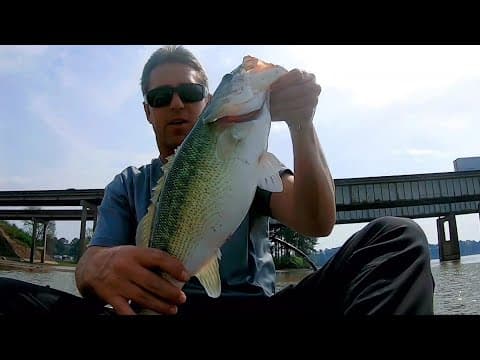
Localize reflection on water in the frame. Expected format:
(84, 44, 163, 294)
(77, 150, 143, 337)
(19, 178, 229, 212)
(276, 268, 313, 290)
(276, 255, 480, 315)
(0, 267, 80, 297)
(1, 254, 480, 314)
(430, 255, 480, 315)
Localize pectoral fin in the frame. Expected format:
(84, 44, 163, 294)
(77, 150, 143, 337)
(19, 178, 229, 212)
(257, 151, 285, 193)
(216, 130, 237, 161)
(194, 250, 222, 298)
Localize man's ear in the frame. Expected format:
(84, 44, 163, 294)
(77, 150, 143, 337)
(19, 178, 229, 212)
(143, 102, 152, 124)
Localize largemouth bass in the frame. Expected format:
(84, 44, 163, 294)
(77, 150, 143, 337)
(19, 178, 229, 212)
(136, 55, 288, 300)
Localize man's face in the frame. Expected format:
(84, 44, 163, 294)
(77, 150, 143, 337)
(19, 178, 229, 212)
(143, 63, 209, 159)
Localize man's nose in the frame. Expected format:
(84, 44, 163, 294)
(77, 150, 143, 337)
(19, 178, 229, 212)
(169, 92, 185, 109)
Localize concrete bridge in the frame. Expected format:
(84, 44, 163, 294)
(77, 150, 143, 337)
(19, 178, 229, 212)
(334, 169, 480, 261)
(0, 169, 479, 262)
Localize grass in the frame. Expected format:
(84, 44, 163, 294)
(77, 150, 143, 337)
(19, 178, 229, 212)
(0, 220, 32, 246)
(54, 261, 77, 267)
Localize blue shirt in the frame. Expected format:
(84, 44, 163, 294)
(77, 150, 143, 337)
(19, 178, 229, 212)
(90, 157, 288, 297)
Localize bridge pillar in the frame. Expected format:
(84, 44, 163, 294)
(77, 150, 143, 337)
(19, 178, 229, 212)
(40, 221, 48, 263)
(78, 200, 97, 261)
(436, 214, 460, 262)
(29, 218, 38, 263)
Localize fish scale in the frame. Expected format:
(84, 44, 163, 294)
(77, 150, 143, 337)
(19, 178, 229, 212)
(151, 124, 230, 261)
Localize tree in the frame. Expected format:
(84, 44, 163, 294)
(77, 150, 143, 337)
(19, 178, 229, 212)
(46, 222, 56, 255)
(86, 227, 94, 245)
(69, 238, 80, 259)
(55, 237, 68, 255)
(269, 223, 318, 269)
(270, 225, 317, 255)
(22, 207, 56, 247)
(22, 206, 41, 236)
(70, 226, 94, 262)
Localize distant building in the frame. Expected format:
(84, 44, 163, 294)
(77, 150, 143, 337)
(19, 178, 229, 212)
(454, 157, 480, 171)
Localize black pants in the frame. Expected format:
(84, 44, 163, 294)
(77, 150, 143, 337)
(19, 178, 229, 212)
(0, 216, 435, 317)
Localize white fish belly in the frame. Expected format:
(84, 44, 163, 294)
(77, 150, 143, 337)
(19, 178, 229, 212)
(182, 161, 259, 275)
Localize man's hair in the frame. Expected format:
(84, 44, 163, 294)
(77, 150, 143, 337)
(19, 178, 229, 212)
(141, 45, 209, 96)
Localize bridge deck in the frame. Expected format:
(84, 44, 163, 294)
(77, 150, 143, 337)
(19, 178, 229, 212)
(0, 170, 479, 224)
(334, 170, 480, 223)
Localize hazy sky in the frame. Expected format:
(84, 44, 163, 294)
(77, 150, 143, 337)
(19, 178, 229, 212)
(1, 45, 479, 250)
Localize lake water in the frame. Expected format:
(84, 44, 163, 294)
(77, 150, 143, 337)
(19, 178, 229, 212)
(430, 254, 480, 314)
(1, 255, 480, 315)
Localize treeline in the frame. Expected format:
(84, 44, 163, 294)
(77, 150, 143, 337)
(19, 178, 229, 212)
(270, 225, 318, 269)
(0, 220, 32, 246)
(312, 240, 480, 267)
(0, 220, 93, 262)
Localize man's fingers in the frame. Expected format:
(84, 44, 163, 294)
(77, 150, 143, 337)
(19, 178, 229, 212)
(109, 296, 136, 315)
(132, 266, 187, 306)
(136, 248, 190, 282)
(270, 81, 320, 118)
(128, 283, 179, 315)
(270, 69, 315, 91)
(271, 79, 321, 102)
(110, 281, 180, 316)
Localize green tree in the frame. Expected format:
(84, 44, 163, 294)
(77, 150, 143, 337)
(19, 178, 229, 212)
(22, 206, 41, 236)
(271, 225, 317, 255)
(0, 220, 32, 246)
(276, 255, 311, 269)
(68, 238, 80, 259)
(86, 227, 94, 244)
(69, 226, 93, 262)
(22, 207, 56, 245)
(55, 237, 68, 255)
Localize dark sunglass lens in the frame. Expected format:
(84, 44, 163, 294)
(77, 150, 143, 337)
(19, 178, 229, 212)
(178, 84, 205, 102)
(146, 84, 205, 107)
(148, 87, 173, 107)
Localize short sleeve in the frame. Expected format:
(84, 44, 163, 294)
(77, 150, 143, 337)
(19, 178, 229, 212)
(251, 168, 293, 217)
(90, 173, 136, 247)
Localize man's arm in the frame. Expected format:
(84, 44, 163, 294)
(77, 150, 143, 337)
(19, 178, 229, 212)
(268, 69, 336, 237)
(75, 172, 189, 315)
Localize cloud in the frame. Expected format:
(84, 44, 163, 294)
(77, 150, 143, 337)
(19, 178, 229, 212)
(29, 94, 80, 147)
(0, 45, 49, 73)
(4, 45, 479, 243)
(0, 176, 32, 189)
(438, 115, 471, 131)
(404, 149, 447, 157)
(25, 90, 156, 190)
(281, 45, 480, 109)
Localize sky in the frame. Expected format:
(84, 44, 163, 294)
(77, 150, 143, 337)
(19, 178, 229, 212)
(1, 45, 479, 250)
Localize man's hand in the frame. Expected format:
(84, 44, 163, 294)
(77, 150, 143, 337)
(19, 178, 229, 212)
(267, 67, 336, 237)
(269, 69, 322, 129)
(75, 245, 190, 315)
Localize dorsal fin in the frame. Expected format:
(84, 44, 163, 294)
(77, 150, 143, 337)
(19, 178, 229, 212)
(135, 153, 176, 247)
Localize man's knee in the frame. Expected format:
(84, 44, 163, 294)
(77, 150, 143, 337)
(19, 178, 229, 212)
(366, 216, 429, 251)
(369, 216, 424, 233)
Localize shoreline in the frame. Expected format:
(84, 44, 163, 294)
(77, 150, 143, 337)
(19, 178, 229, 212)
(0, 258, 76, 272)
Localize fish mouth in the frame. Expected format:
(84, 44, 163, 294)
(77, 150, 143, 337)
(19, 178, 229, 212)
(216, 108, 263, 124)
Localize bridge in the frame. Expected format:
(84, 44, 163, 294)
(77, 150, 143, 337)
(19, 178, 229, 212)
(0, 191, 101, 263)
(0, 169, 479, 263)
(334, 169, 480, 261)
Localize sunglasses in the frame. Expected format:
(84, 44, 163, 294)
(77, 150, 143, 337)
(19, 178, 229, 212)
(145, 83, 208, 108)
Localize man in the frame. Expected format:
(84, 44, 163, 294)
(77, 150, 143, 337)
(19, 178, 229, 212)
(0, 46, 434, 316)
